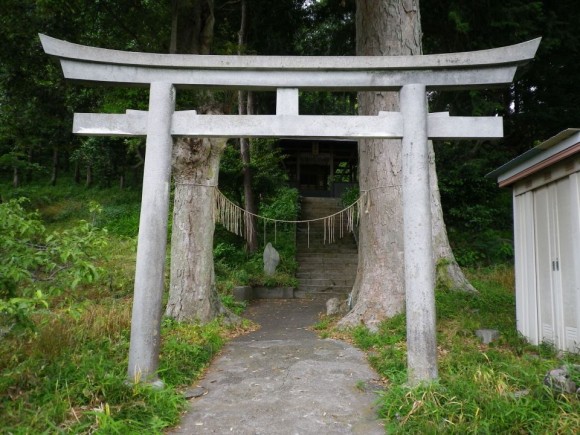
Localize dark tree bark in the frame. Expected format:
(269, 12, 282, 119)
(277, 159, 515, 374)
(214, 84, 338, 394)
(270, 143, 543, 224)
(12, 167, 19, 188)
(74, 161, 81, 184)
(85, 165, 92, 188)
(237, 0, 258, 253)
(172, 0, 215, 55)
(49, 148, 58, 186)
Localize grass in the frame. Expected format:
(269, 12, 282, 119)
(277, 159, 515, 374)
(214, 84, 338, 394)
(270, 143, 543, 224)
(318, 265, 580, 433)
(0, 297, 236, 433)
(9, 180, 577, 433)
(0, 180, 256, 433)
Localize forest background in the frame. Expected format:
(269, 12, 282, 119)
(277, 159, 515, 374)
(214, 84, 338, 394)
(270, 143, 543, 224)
(1, 0, 580, 433)
(1, 0, 579, 266)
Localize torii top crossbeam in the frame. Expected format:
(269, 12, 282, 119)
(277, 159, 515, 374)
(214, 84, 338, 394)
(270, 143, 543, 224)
(40, 34, 540, 141)
(40, 34, 540, 386)
(40, 34, 539, 91)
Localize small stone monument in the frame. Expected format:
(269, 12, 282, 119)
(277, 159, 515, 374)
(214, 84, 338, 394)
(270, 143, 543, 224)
(475, 329, 500, 344)
(263, 242, 280, 276)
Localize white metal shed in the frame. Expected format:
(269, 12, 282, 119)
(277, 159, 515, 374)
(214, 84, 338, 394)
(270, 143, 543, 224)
(489, 129, 580, 353)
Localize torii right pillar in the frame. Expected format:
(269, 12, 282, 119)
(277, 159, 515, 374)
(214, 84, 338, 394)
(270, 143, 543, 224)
(401, 83, 438, 384)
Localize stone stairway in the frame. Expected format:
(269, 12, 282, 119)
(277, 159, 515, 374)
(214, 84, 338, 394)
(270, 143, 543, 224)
(295, 197, 358, 298)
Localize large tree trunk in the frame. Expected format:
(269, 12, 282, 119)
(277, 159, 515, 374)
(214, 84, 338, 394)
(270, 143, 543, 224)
(339, 0, 421, 330)
(340, 0, 473, 331)
(165, 1, 237, 323)
(166, 136, 237, 323)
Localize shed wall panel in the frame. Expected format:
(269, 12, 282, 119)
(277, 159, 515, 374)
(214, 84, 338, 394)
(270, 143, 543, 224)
(533, 186, 556, 345)
(514, 191, 538, 343)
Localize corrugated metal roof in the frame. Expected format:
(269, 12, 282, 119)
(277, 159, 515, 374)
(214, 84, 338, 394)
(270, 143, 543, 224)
(486, 128, 580, 185)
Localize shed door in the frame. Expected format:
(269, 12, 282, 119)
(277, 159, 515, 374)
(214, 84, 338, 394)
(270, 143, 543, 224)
(533, 175, 580, 352)
(533, 184, 559, 346)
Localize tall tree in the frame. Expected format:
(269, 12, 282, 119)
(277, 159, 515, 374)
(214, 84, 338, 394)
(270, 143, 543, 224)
(340, 0, 474, 330)
(165, 0, 237, 323)
(237, 0, 259, 253)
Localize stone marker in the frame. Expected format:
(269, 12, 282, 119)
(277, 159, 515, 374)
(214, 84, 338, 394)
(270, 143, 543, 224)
(263, 242, 280, 276)
(475, 329, 500, 344)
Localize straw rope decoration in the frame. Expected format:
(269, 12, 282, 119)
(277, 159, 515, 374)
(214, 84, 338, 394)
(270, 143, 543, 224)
(212, 187, 369, 247)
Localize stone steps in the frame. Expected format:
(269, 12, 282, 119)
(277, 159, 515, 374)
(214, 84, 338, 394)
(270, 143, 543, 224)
(300, 275, 356, 289)
(296, 286, 354, 294)
(296, 254, 358, 261)
(295, 196, 358, 296)
(296, 270, 356, 279)
(293, 290, 348, 299)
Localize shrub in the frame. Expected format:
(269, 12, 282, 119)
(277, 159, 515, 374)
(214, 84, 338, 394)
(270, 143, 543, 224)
(0, 198, 108, 331)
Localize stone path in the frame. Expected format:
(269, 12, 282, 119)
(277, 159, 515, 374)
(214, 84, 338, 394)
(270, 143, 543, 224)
(169, 299, 384, 434)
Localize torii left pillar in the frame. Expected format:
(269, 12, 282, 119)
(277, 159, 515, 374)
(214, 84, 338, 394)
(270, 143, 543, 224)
(127, 82, 175, 385)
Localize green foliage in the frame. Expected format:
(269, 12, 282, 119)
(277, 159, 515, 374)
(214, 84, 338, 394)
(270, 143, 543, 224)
(0, 151, 46, 175)
(220, 295, 247, 316)
(214, 181, 300, 291)
(342, 266, 580, 433)
(435, 141, 515, 266)
(0, 185, 245, 433)
(215, 233, 299, 292)
(219, 138, 291, 210)
(340, 185, 360, 208)
(296, 0, 355, 56)
(99, 202, 141, 237)
(259, 186, 300, 222)
(159, 318, 226, 387)
(0, 290, 48, 333)
(0, 197, 108, 331)
(3, 180, 143, 236)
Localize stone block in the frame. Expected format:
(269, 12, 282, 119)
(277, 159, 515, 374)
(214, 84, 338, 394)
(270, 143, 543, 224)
(253, 287, 294, 299)
(233, 286, 254, 302)
(475, 329, 500, 344)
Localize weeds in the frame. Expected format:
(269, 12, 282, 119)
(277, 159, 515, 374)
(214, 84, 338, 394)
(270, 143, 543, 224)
(0, 297, 240, 433)
(316, 265, 580, 433)
(0, 182, 255, 433)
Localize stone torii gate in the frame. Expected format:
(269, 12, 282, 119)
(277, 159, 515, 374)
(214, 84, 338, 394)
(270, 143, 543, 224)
(40, 34, 540, 385)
